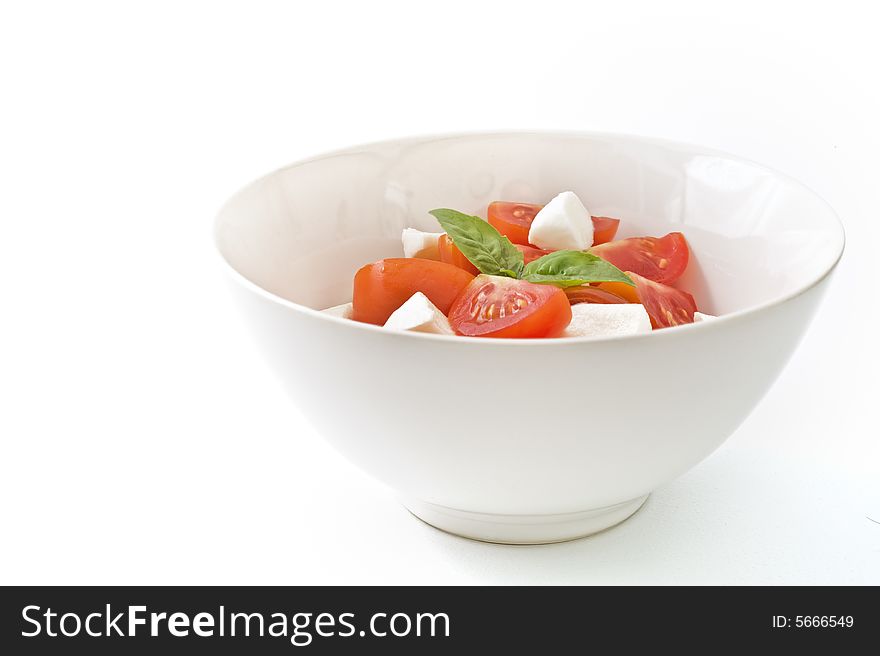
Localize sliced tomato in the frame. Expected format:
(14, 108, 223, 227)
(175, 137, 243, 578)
(591, 216, 620, 245)
(437, 234, 480, 274)
(515, 243, 552, 264)
(487, 201, 540, 246)
(628, 271, 696, 329)
(448, 275, 571, 338)
(488, 201, 620, 246)
(351, 258, 474, 325)
(590, 232, 689, 285)
(564, 286, 627, 305)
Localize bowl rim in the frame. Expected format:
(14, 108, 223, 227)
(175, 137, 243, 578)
(213, 129, 846, 347)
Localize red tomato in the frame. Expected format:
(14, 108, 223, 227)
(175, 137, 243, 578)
(591, 216, 620, 245)
(515, 243, 552, 264)
(590, 233, 689, 285)
(487, 202, 540, 246)
(448, 275, 572, 338)
(628, 271, 697, 329)
(564, 286, 628, 305)
(437, 234, 480, 274)
(488, 201, 620, 246)
(351, 258, 474, 325)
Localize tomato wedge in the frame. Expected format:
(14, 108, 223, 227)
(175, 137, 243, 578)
(628, 271, 696, 329)
(352, 258, 474, 325)
(437, 234, 480, 274)
(515, 243, 552, 264)
(591, 216, 621, 245)
(564, 286, 628, 305)
(488, 202, 540, 246)
(590, 233, 689, 285)
(488, 201, 621, 246)
(448, 275, 571, 338)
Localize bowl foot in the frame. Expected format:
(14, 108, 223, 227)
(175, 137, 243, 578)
(402, 495, 649, 545)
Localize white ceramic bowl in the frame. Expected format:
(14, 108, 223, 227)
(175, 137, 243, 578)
(215, 132, 844, 544)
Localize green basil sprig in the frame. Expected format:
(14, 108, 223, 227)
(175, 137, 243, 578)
(522, 249, 633, 287)
(428, 208, 634, 287)
(429, 209, 524, 279)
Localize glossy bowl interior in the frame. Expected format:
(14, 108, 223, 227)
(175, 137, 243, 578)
(215, 132, 843, 543)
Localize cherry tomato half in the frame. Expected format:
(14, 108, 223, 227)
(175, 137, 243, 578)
(591, 216, 621, 245)
(627, 271, 697, 328)
(590, 233, 689, 285)
(448, 274, 572, 338)
(351, 258, 474, 325)
(437, 234, 480, 274)
(487, 202, 540, 246)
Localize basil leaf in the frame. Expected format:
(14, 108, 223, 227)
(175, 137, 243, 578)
(429, 208, 524, 278)
(522, 250, 634, 288)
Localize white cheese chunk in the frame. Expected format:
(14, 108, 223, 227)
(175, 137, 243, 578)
(563, 303, 652, 338)
(383, 292, 453, 335)
(321, 302, 353, 319)
(693, 312, 717, 322)
(528, 191, 594, 250)
(402, 228, 443, 259)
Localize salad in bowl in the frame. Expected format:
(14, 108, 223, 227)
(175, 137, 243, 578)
(328, 191, 713, 338)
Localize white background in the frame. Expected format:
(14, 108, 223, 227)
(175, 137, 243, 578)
(2, 1, 878, 584)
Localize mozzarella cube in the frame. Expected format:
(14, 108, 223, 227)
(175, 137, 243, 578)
(321, 302, 353, 319)
(694, 312, 717, 322)
(528, 191, 594, 250)
(563, 303, 652, 338)
(384, 292, 453, 335)
(402, 228, 443, 259)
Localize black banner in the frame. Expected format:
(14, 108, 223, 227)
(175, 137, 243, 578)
(0, 586, 874, 653)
